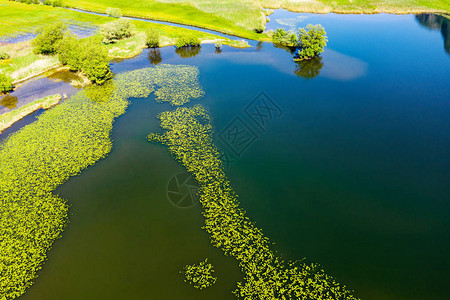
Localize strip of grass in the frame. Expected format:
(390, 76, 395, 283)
(265, 0, 450, 14)
(0, 42, 60, 82)
(60, 0, 449, 41)
(0, 64, 204, 300)
(61, 0, 267, 40)
(0, 94, 61, 133)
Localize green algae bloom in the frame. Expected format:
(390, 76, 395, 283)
(0, 64, 203, 300)
(182, 258, 217, 289)
(148, 105, 360, 300)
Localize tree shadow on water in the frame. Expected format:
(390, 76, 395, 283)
(294, 57, 324, 79)
(416, 14, 450, 54)
(0, 94, 18, 110)
(148, 48, 162, 65)
(175, 46, 201, 59)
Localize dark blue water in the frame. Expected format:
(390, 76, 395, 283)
(19, 13, 450, 300)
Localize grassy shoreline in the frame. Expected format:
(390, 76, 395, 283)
(0, 94, 61, 133)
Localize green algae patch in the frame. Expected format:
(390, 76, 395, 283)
(182, 258, 217, 289)
(0, 64, 203, 300)
(0, 94, 61, 133)
(148, 105, 359, 299)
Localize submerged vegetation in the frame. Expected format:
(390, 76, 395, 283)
(182, 258, 217, 289)
(148, 105, 359, 299)
(0, 94, 61, 133)
(0, 64, 203, 300)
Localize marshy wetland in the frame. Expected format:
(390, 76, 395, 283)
(0, 3, 450, 300)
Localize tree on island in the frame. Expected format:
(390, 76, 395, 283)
(272, 24, 328, 61)
(295, 24, 328, 60)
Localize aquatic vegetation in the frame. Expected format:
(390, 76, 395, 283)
(148, 105, 359, 299)
(0, 64, 203, 300)
(182, 258, 217, 289)
(0, 94, 61, 133)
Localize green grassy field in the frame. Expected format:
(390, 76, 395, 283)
(62, 0, 450, 39)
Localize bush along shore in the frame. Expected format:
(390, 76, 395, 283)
(148, 105, 359, 299)
(0, 64, 204, 300)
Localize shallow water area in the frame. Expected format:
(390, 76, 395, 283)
(0, 70, 81, 116)
(12, 12, 450, 300)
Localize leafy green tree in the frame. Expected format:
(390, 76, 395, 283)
(32, 22, 66, 55)
(80, 39, 112, 84)
(100, 19, 134, 44)
(146, 28, 160, 48)
(295, 24, 327, 60)
(0, 73, 13, 93)
(272, 28, 297, 47)
(57, 36, 112, 84)
(57, 33, 83, 71)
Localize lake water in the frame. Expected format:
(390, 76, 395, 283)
(18, 12, 450, 300)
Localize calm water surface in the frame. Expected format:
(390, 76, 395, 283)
(19, 13, 450, 300)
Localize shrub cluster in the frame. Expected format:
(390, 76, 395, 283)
(182, 259, 217, 289)
(148, 105, 359, 300)
(0, 73, 13, 93)
(106, 7, 122, 18)
(272, 28, 297, 47)
(175, 33, 200, 48)
(0, 50, 10, 60)
(146, 28, 160, 48)
(32, 22, 66, 55)
(57, 35, 112, 84)
(273, 24, 328, 60)
(100, 19, 134, 44)
(43, 0, 62, 7)
(16, 0, 39, 4)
